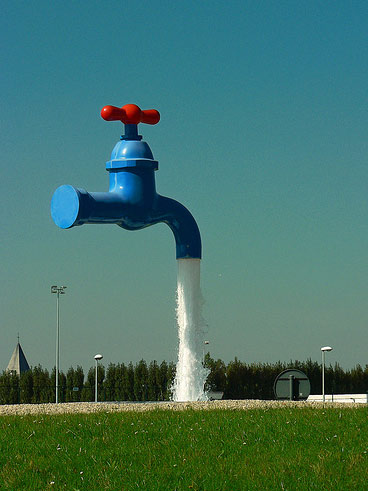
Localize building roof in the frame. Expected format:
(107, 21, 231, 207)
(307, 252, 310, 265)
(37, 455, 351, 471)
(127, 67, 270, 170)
(6, 342, 30, 375)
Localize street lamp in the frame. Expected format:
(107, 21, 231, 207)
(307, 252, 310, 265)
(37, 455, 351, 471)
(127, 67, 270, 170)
(203, 340, 209, 365)
(321, 346, 333, 403)
(94, 354, 103, 402)
(51, 285, 67, 404)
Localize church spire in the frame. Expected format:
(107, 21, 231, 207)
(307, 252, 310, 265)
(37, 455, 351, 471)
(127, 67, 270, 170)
(7, 338, 30, 375)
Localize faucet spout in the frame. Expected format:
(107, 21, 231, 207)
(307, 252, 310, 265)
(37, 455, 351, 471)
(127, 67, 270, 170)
(155, 196, 201, 259)
(51, 186, 201, 259)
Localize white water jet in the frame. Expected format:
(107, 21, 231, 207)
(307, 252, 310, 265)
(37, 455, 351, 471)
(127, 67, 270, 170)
(172, 258, 209, 401)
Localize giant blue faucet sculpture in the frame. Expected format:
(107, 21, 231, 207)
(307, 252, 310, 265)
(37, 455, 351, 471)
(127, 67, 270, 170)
(51, 103, 201, 259)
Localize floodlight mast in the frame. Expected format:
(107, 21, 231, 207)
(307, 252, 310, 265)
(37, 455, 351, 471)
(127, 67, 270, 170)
(321, 346, 333, 403)
(51, 285, 67, 404)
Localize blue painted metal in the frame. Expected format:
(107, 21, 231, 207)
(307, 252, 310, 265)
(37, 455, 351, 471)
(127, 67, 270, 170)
(51, 121, 201, 259)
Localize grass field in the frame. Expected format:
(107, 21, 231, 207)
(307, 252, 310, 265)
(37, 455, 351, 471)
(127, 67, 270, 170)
(0, 406, 367, 490)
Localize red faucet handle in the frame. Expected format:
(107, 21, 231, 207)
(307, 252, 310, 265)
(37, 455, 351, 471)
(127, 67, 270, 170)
(101, 104, 160, 125)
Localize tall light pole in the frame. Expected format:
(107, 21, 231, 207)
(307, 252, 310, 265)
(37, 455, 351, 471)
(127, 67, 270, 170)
(321, 346, 333, 402)
(94, 354, 103, 402)
(51, 285, 67, 403)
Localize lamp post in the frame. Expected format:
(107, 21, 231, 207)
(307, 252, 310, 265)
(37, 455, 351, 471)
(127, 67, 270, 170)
(51, 285, 67, 404)
(321, 346, 333, 402)
(203, 340, 209, 365)
(94, 354, 103, 402)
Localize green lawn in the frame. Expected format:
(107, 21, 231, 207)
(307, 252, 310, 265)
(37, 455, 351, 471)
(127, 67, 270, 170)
(0, 407, 367, 490)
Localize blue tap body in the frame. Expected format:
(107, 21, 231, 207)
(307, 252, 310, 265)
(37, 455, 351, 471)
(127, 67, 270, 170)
(51, 110, 201, 259)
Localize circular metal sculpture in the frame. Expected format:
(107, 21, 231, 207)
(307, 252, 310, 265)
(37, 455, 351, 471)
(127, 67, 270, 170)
(274, 369, 311, 401)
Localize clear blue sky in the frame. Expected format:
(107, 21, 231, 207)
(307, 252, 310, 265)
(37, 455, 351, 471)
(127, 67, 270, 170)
(1, 1, 367, 373)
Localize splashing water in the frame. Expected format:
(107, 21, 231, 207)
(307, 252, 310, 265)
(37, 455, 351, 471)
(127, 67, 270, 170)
(172, 258, 209, 401)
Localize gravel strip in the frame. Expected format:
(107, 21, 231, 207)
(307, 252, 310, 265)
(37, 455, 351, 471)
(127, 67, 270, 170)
(0, 399, 363, 416)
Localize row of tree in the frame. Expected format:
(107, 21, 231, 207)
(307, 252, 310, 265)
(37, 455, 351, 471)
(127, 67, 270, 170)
(0, 360, 175, 405)
(1, 355, 368, 405)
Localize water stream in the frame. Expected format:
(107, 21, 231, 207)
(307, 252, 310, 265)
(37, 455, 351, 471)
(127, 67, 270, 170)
(172, 259, 209, 401)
